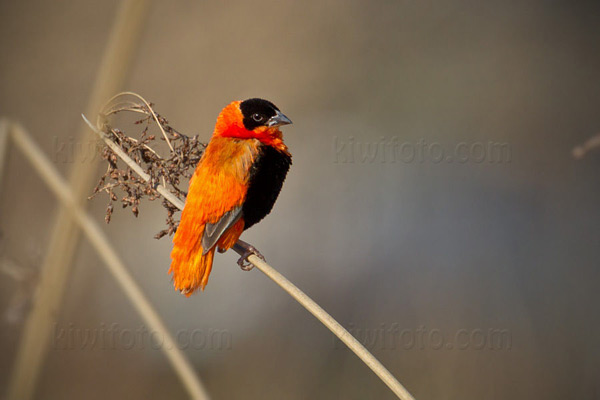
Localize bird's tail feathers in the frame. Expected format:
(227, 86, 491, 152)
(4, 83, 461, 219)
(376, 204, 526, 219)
(169, 226, 215, 296)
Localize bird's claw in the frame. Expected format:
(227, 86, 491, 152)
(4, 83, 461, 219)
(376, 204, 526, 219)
(236, 245, 265, 271)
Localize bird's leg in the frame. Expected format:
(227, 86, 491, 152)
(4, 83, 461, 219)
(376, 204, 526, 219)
(232, 239, 265, 271)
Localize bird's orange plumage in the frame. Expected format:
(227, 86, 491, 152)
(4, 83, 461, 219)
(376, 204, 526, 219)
(169, 100, 290, 295)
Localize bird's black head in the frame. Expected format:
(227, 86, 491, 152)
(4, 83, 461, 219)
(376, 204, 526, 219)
(239, 98, 292, 131)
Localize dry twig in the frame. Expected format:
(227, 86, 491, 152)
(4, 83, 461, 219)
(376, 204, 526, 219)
(573, 133, 600, 159)
(89, 92, 204, 238)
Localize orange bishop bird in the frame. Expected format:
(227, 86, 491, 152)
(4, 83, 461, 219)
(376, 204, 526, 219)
(169, 98, 292, 295)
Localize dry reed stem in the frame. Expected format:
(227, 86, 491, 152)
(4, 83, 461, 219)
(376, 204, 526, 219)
(9, 122, 210, 400)
(82, 94, 416, 399)
(6, 3, 151, 399)
(573, 133, 600, 159)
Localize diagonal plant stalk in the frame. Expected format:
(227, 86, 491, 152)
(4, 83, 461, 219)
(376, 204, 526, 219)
(83, 114, 416, 400)
(9, 121, 210, 400)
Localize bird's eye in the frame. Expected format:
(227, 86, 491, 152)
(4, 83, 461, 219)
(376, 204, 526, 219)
(252, 113, 264, 122)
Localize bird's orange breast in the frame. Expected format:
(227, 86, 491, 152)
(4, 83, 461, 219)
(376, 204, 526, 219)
(180, 136, 261, 232)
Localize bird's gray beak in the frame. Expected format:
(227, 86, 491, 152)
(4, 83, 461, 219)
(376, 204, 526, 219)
(267, 110, 292, 127)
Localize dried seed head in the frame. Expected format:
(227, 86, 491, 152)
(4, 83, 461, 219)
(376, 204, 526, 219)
(90, 99, 205, 239)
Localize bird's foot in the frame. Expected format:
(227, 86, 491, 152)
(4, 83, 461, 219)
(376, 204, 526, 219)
(234, 240, 265, 271)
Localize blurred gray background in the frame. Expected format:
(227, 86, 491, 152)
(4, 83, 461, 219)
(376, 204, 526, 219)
(1, 1, 600, 399)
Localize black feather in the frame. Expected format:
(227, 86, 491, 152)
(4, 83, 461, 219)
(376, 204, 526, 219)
(239, 98, 279, 130)
(242, 145, 291, 230)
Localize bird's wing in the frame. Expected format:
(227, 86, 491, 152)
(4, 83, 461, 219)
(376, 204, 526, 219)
(201, 206, 242, 254)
